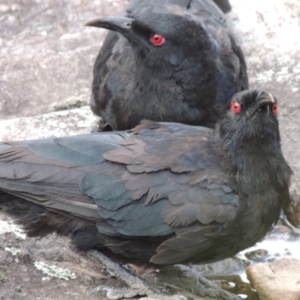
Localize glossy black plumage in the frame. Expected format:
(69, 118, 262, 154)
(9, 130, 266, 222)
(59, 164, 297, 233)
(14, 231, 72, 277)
(0, 90, 291, 265)
(212, 0, 231, 12)
(87, 0, 248, 130)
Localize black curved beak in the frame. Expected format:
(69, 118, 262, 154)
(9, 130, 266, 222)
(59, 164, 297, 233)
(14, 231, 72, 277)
(256, 90, 276, 106)
(245, 91, 277, 118)
(255, 90, 276, 114)
(85, 17, 134, 38)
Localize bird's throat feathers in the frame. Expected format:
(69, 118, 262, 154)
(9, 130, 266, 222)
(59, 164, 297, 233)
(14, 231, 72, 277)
(210, 124, 291, 192)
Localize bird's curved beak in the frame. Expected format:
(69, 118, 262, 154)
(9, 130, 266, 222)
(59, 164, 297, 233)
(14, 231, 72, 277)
(85, 17, 134, 38)
(247, 91, 276, 118)
(256, 90, 276, 108)
(255, 91, 276, 114)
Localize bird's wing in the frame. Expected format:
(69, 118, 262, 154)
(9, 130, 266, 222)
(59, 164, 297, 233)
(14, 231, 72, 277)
(103, 121, 241, 263)
(0, 133, 127, 220)
(0, 122, 240, 264)
(211, 0, 231, 13)
(0, 129, 175, 238)
(91, 31, 120, 114)
(127, 0, 230, 15)
(187, 0, 248, 103)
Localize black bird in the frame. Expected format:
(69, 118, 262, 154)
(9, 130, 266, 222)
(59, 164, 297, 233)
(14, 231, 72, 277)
(0, 90, 290, 299)
(87, 0, 248, 131)
(212, 0, 231, 12)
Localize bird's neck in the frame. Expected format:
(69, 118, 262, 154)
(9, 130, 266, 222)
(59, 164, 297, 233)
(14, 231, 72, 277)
(210, 131, 290, 238)
(210, 130, 290, 192)
(234, 142, 290, 238)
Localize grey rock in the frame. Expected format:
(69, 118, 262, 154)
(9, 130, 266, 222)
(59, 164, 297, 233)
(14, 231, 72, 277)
(0, 107, 94, 141)
(0, 0, 127, 119)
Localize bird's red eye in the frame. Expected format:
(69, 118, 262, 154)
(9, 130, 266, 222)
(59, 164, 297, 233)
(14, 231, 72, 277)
(150, 34, 165, 46)
(231, 101, 241, 113)
(272, 103, 278, 114)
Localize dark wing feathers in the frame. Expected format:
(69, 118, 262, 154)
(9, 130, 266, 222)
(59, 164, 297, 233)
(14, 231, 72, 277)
(212, 0, 231, 13)
(103, 199, 173, 237)
(102, 122, 241, 263)
(0, 132, 128, 220)
(160, 174, 239, 225)
(0, 122, 241, 264)
(106, 123, 211, 173)
(151, 228, 216, 264)
(81, 171, 173, 237)
(80, 173, 131, 211)
(91, 31, 120, 114)
(28, 139, 100, 166)
(127, 0, 229, 16)
(29, 133, 125, 165)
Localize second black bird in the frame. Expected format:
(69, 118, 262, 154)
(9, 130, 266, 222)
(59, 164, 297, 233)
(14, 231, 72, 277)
(87, 0, 248, 131)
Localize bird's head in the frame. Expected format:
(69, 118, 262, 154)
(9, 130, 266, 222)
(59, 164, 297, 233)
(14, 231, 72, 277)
(216, 89, 280, 150)
(86, 12, 213, 72)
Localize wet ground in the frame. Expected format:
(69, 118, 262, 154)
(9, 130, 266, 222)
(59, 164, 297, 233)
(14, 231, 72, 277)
(225, 217, 300, 299)
(1, 0, 300, 299)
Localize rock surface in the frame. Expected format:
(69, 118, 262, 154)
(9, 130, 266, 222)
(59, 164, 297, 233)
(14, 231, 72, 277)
(1, 0, 300, 299)
(0, 212, 104, 300)
(0, 106, 94, 141)
(246, 258, 300, 300)
(0, 0, 126, 119)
